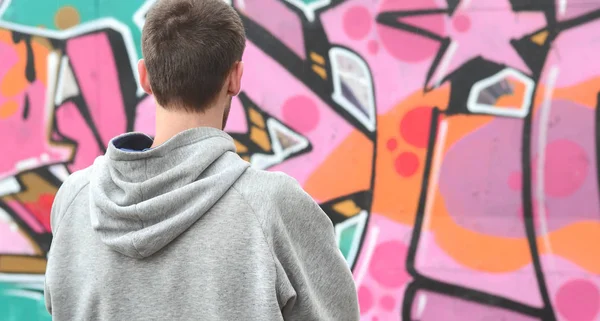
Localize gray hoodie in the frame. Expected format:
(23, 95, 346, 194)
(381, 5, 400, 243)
(44, 127, 359, 321)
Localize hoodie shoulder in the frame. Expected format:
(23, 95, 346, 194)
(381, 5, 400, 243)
(233, 168, 332, 241)
(235, 167, 295, 190)
(233, 168, 302, 211)
(51, 167, 92, 233)
(233, 169, 359, 320)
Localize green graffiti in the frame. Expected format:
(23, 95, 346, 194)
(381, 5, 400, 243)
(300, 0, 324, 4)
(0, 0, 147, 58)
(339, 223, 356, 261)
(0, 281, 50, 321)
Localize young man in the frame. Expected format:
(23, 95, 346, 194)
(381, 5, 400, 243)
(44, 0, 359, 320)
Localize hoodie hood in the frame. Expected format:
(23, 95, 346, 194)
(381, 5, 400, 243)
(89, 127, 250, 259)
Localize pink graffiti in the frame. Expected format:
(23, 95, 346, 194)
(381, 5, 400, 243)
(55, 101, 102, 172)
(0, 211, 36, 255)
(66, 32, 128, 147)
(352, 214, 412, 321)
(0, 39, 71, 179)
(239, 40, 356, 185)
(4, 199, 45, 233)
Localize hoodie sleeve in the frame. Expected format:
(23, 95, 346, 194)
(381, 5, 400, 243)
(269, 175, 360, 321)
(44, 169, 91, 314)
(44, 178, 67, 315)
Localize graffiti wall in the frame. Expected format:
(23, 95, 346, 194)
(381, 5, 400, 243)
(0, 0, 598, 320)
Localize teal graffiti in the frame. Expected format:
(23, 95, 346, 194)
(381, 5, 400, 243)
(0, 0, 148, 58)
(339, 223, 356, 261)
(0, 281, 50, 321)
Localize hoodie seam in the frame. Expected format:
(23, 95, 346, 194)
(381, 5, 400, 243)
(52, 182, 90, 238)
(230, 185, 280, 297)
(231, 185, 274, 254)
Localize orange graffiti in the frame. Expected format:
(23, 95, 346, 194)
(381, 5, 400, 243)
(305, 130, 373, 201)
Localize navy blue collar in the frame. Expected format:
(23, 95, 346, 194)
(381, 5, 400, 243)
(113, 133, 154, 152)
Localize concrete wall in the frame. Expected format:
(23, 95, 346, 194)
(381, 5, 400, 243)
(0, 0, 598, 320)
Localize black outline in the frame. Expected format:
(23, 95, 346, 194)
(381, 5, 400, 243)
(22, 93, 30, 120)
(377, 11, 446, 42)
(557, 8, 600, 33)
(0, 2, 598, 320)
(0, 201, 52, 255)
(105, 29, 140, 133)
(50, 33, 106, 153)
(520, 82, 557, 321)
(404, 107, 440, 278)
(237, 5, 379, 271)
(403, 108, 551, 320)
(422, 39, 452, 92)
(402, 278, 545, 319)
(374, 6, 457, 91)
(70, 95, 107, 153)
(374, 2, 600, 319)
(229, 92, 313, 165)
(0, 26, 144, 258)
(277, 0, 346, 24)
(320, 191, 372, 226)
(239, 10, 378, 140)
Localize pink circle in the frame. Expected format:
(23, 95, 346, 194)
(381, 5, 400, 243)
(358, 286, 374, 314)
(508, 171, 522, 191)
(376, 0, 445, 62)
(386, 138, 397, 151)
(368, 40, 379, 55)
(281, 95, 320, 134)
(400, 106, 435, 148)
(452, 14, 471, 32)
(380, 295, 396, 311)
(555, 279, 600, 321)
(343, 6, 372, 40)
(394, 152, 420, 177)
(369, 241, 409, 288)
(544, 139, 589, 197)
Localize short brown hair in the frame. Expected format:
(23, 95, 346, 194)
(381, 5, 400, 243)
(142, 0, 246, 112)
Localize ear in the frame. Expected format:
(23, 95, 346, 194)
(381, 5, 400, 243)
(227, 61, 244, 96)
(138, 59, 153, 95)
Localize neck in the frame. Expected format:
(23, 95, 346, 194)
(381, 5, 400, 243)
(152, 104, 224, 148)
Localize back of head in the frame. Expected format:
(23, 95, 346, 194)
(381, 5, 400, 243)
(142, 0, 246, 112)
